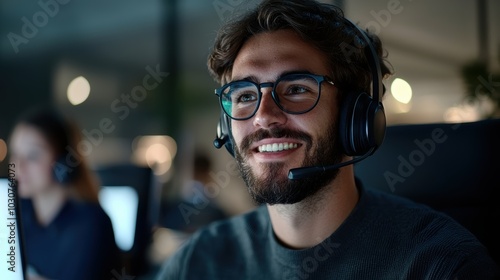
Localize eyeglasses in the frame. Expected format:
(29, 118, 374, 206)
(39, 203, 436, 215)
(215, 73, 335, 120)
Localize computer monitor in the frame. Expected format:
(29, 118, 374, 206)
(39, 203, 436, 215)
(98, 186, 139, 252)
(94, 163, 158, 275)
(0, 177, 27, 280)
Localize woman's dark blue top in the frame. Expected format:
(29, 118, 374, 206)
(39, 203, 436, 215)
(20, 198, 121, 280)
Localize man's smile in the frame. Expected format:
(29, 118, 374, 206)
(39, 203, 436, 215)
(250, 138, 303, 154)
(248, 138, 305, 163)
(257, 142, 299, 153)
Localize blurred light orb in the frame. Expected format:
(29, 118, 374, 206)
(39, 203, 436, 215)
(67, 76, 91, 105)
(391, 78, 412, 104)
(0, 139, 7, 162)
(444, 104, 480, 123)
(146, 143, 172, 175)
(132, 135, 177, 176)
(146, 143, 171, 166)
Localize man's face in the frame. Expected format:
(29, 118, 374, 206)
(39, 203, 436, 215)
(230, 29, 344, 205)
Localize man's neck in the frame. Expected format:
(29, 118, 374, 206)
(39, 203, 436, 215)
(267, 166, 359, 249)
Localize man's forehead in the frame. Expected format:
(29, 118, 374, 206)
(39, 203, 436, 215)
(231, 70, 315, 83)
(230, 30, 329, 82)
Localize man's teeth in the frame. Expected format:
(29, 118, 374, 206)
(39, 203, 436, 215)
(257, 143, 298, 152)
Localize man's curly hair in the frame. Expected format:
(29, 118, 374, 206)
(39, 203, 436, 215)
(207, 0, 393, 99)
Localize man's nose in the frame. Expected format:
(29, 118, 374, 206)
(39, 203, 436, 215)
(252, 88, 287, 129)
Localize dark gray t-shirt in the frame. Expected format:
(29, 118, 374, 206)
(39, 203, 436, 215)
(156, 186, 499, 279)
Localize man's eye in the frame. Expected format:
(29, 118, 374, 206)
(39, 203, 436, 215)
(286, 85, 310, 95)
(235, 92, 257, 103)
(291, 86, 308, 94)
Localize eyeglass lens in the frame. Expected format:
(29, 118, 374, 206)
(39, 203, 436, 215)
(220, 74, 321, 119)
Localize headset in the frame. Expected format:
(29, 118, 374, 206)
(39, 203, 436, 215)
(213, 111, 234, 157)
(53, 153, 77, 185)
(213, 17, 386, 179)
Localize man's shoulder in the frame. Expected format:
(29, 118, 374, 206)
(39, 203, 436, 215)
(363, 187, 492, 255)
(363, 186, 451, 221)
(355, 188, 500, 277)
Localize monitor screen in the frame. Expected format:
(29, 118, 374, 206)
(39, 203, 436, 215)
(0, 177, 27, 280)
(98, 186, 138, 251)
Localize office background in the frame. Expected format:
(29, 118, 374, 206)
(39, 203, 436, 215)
(1, 0, 499, 277)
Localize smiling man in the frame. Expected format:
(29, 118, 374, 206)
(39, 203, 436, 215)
(156, 0, 499, 279)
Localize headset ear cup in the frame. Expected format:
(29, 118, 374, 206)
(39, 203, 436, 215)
(339, 92, 379, 156)
(52, 154, 74, 185)
(339, 92, 358, 156)
(367, 101, 386, 150)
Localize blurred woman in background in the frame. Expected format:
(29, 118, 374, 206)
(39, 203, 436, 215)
(9, 107, 120, 280)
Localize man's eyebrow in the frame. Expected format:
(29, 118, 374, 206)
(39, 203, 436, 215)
(231, 75, 259, 83)
(278, 70, 315, 78)
(230, 70, 315, 83)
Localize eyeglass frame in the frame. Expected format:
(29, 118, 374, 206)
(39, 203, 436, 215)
(214, 72, 335, 121)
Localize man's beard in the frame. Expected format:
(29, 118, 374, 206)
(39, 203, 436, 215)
(234, 125, 344, 205)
